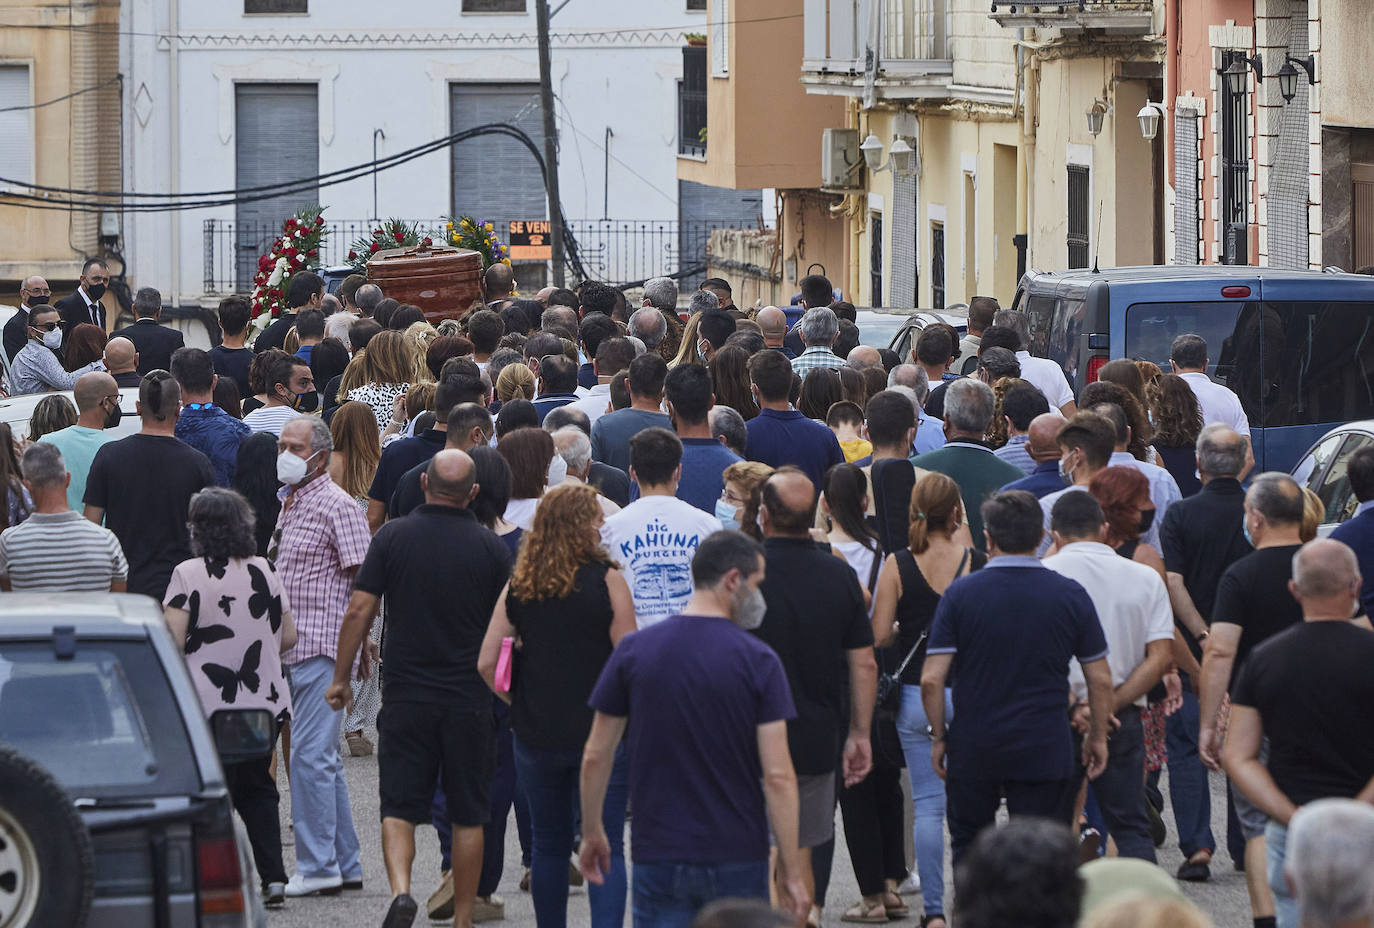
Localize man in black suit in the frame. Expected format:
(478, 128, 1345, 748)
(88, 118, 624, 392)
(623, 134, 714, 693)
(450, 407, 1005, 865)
(4, 276, 51, 364)
(55, 258, 111, 343)
(253, 271, 324, 353)
(110, 287, 185, 375)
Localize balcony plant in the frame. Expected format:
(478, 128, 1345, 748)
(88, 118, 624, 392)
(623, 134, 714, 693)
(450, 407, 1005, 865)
(249, 206, 326, 333)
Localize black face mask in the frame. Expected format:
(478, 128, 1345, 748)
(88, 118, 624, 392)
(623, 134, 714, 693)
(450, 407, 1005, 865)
(26, 294, 48, 306)
(1139, 509, 1156, 534)
(295, 391, 320, 414)
(103, 398, 122, 430)
(86, 282, 106, 302)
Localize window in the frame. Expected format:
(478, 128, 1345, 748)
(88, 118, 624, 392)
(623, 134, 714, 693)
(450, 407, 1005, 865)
(0, 65, 32, 186)
(1293, 432, 1345, 489)
(1124, 300, 1259, 423)
(930, 222, 945, 309)
(687, 0, 706, 8)
(244, 0, 307, 11)
(1262, 301, 1374, 427)
(1314, 433, 1374, 524)
(1220, 49, 1249, 265)
(711, 0, 729, 75)
(679, 46, 707, 157)
(462, 0, 526, 10)
(1067, 164, 1090, 269)
(870, 212, 884, 306)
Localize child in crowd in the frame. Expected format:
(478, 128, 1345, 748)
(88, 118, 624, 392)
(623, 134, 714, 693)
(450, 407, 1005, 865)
(826, 401, 872, 463)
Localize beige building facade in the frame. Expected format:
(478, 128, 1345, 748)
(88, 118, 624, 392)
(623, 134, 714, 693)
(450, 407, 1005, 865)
(0, 0, 122, 295)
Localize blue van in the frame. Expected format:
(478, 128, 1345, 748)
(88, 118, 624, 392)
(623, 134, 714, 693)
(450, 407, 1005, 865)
(1009, 266, 1374, 473)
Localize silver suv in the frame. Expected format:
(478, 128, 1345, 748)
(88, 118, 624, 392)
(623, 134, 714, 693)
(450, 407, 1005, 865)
(0, 594, 268, 928)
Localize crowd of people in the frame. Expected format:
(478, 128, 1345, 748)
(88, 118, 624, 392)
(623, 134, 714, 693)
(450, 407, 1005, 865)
(4, 261, 1374, 928)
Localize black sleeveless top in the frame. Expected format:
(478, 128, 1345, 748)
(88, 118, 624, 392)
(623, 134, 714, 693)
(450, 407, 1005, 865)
(892, 547, 986, 685)
(507, 561, 615, 751)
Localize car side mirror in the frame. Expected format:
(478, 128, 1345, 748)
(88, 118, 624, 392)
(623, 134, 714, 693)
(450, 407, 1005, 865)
(209, 709, 275, 765)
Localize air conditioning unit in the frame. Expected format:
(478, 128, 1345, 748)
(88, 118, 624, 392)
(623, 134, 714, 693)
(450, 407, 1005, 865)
(821, 128, 862, 191)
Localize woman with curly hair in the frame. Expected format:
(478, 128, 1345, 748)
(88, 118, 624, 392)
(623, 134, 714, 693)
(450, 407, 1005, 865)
(63, 322, 108, 372)
(163, 486, 297, 905)
(1080, 380, 1154, 462)
(709, 344, 758, 421)
(984, 376, 1034, 449)
(719, 460, 775, 537)
(478, 482, 636, 928)
(341, 329, 414, 432)
(1097, 359, 1150, 416)
(1134, 359, 1163, 390)
(26, 393, 77, 443)
(1147, 373, 1204, 498)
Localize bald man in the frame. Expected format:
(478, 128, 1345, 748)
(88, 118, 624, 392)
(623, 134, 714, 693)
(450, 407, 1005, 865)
(753, 465, 876, 909)
(484, 263, 515, 306)
(1002, 412, 1068, 499)
(38, 370, 122, 511)
(103, 337, 142, 388)
(756, 306, 795, 359)
(846, 345, 882, 371)
(1224, 538, 1374, 928)
(4, 275, 50, 364)
(329, 445, 510, 928)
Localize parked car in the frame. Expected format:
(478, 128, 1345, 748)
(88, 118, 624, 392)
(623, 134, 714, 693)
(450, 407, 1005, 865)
(1008, 265, 1374, 473)
(0, 594, 270, 927)
(1290, 420, 1374, 536)
(0, 387, 142, 441)
(878, 308, 969, 361)
(319, 265, 357, 295)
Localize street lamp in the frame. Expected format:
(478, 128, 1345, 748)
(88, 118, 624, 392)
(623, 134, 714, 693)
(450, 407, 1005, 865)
(1221, 54, 1264, 96)
(1086, 99, 1108, 138)
(859, 134, 916, 178)
(1137, 102, 1166, 140)
(1278, 54, 1316, 103)
(860, 134, 884, 172)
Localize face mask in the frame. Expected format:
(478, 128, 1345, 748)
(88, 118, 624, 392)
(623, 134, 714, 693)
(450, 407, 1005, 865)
(86, 282, 106, 302)
(697, 340, 709, 361)
(277, 449, 319, 486)
(26, 294, 48, 306)
(732, 585, 767, 631)
(547, 453, 568, 486)
(103, 398, 122, 430)
(1058, 452, 1075, 485)
(294, 390, 319, 413)
(41, 328, 62, 350)
(1242, 515, 1255, 548)
(1139, 509, 1156, 534)
(715, 499, 740, 531)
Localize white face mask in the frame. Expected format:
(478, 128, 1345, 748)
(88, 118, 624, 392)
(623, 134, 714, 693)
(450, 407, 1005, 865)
(41, 328, 62, 350)
(547, 453, 568, 486)
(733, 585, 767, 631)
(277, 449, 319, 486)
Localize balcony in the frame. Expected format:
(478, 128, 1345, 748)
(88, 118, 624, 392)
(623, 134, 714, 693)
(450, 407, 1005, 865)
(801, 0, 953, 101)
(987, 1, 1155, 35)
(679, 46, 707, 159)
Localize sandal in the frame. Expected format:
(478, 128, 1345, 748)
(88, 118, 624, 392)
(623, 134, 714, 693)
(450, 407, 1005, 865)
(841, 901, 889, 924)
(807, 905, 823, 928)
(883, 891, 909, 919)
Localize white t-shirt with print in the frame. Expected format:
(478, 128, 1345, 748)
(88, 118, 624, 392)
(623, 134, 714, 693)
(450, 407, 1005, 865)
(600, 494, 723, 629)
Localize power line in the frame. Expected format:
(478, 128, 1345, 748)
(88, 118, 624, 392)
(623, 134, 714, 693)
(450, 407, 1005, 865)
(0, 74, 120, 113)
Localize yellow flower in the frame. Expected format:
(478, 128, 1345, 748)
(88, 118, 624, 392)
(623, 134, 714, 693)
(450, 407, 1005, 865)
(446, 221, 454, 230)
(502, 258, 511, 266)
(484, 222, 494, 233)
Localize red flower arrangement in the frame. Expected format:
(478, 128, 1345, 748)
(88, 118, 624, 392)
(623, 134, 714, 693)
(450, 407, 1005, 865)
(250, 206, 327, 331)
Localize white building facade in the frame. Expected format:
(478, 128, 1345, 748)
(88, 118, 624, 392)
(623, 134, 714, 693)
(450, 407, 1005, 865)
(119, 0, 758, 307)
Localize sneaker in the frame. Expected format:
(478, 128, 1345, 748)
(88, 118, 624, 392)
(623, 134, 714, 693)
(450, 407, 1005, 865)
(343, 876, 364, 890)
(383, 893, 419, 928)
(473, 894, 505, 923)
(427, 871, 454, 921)
(263, 882, 286, 908)
(897, 873, 921, 895)
(284, 873, 343, 897)
(347, 732, 374, 756)
(1177, 851, 1212, 883)
(519, 867, 531, 892)
(1078, 825, 1102, 865)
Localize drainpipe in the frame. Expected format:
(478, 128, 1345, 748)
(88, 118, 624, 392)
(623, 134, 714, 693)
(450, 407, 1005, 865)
(849, 98, 862, 303)
(168, 0, 180, 306)
(1164, 0, 1178, 190)
(1014, 27, 1029, 282)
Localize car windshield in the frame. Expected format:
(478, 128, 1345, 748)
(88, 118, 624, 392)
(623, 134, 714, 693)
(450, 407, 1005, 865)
(0, 639, 200, 796)
(856, 313, 910, 349)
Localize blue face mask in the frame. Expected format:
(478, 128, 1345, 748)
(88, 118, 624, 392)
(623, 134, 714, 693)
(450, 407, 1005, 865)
(715, 498, 740, 532)
(1242, 515, 1255, 548)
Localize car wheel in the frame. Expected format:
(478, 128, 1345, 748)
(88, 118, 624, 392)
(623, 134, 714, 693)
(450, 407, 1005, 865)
(0, 746, 94, 928)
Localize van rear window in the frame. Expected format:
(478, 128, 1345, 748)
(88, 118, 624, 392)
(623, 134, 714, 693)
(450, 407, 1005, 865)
(1125, 301, 1260, 423)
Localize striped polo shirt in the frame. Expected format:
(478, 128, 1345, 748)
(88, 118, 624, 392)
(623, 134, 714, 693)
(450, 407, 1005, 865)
(0, 510, 128, 591)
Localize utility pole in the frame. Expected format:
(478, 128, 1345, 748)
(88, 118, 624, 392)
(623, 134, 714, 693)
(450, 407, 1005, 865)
(536, 0, 565, 286)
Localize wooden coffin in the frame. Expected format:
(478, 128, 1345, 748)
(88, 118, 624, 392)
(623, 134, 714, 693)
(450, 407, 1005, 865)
(366, 244, 484, 322)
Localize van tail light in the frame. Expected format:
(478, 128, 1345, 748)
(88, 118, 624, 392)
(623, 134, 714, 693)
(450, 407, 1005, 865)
(1085, 355, 1108, 384)
(197, 832, 247, 924)
(1221, 285, 1251, 298)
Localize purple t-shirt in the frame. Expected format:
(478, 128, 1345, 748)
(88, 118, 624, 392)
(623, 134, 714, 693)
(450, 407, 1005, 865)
(588, 614, 795, 864)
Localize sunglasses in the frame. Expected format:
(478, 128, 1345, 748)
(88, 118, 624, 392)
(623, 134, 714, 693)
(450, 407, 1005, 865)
(30, 321, 62, 332)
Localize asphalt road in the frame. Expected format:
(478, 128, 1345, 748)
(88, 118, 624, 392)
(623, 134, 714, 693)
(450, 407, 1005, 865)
(267, 749, 1255, 928)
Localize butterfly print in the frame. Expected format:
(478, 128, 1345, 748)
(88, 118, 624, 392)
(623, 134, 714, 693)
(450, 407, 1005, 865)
(218, 595, 235, 616)
(204, 557, 228, 580)
(201, 640, 262, 704)
(268, 682, 279, 704)
(246, 563, 283, 633)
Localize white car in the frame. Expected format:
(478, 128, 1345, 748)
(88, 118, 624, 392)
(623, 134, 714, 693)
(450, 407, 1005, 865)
(1289, 420, 1374, 536)
(0, 387, 143, 441)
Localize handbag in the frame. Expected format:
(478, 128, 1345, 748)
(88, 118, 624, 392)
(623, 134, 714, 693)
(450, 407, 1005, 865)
(874, 548, 971, 716)
(494, 636, 515, 693)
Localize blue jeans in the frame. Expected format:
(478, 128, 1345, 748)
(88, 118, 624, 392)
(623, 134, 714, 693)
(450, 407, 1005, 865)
(895, 685, 950, 916)
(285, 656, 362, 881)
(513, 736, 629, 928)
(631, 860, 769, 928)
(1082, 708, 1155, 862)
(1266, 820, 1298, 928)
(1164, 679, 1216, 857)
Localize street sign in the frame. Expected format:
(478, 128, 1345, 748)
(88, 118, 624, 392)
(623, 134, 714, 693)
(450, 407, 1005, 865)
(508, 220, 553, 261)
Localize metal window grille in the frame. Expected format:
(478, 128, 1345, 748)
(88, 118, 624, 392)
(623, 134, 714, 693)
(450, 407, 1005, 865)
(931, 222, 945, 310)
(1067, 164, 1090, 269)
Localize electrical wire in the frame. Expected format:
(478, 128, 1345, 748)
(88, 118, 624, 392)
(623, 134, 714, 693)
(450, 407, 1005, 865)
(0, 74, 121, 113)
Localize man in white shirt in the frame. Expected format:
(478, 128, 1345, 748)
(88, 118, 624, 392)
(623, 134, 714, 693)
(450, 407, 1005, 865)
(1170, 333, 1251, 435)
(600, 427, 721, 628)
(242, 354, 310, 436)
(571, 336, 636, 426)
(1043, 490, 1173, 862)
(994, 310, 1077, 416)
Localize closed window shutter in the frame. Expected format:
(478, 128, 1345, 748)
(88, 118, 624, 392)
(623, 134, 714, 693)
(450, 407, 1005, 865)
(0, 66, 32, 186)
(712, 0, 729, 75)
(450, 83, 547, 226)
